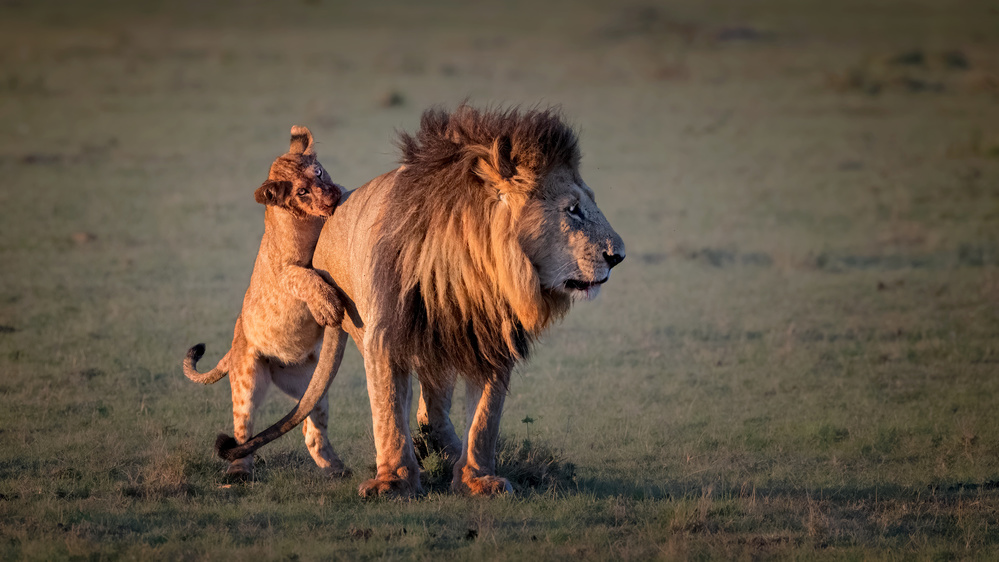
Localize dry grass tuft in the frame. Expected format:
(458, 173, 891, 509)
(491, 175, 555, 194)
(416, 436, 576, 493)
(496, 437, 577, 493)
(120, 448, 200, 499)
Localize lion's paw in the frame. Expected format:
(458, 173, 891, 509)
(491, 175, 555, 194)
(459, 475, 513, 497)
(358, 476, 416, 499)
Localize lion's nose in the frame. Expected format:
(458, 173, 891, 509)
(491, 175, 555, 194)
(604, 251, 625, 269)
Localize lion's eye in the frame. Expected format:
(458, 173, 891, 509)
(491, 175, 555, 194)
(315, 166, 324, 177)
(567, 203, 582, 217)
(297, 188, 309, 197)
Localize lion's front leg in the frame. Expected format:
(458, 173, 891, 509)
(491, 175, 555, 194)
(358, 342, 421, 498)
(452, 375, 513, 496)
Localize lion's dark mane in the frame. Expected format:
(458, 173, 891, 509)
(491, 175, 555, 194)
(371, 105, 579, 387)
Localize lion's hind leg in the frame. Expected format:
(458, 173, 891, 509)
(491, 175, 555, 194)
(358, 339, 421, 498)
(415, 368, 462, 465)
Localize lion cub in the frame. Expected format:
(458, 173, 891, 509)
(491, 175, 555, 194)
(183, 126, 347, 478)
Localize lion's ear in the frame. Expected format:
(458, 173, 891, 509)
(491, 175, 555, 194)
(476, 135, 518, 191)
(254, 180, 292, 206)
(289, 126, 315, 155)
(495, 135, 516, 179)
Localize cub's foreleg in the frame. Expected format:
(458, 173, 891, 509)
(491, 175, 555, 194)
(282, 265, 343, 327)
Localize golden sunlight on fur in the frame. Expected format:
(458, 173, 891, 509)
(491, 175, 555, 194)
(218, 105, 625, 497)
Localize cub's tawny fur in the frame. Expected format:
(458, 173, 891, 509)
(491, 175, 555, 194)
(183, 126, 349, 478)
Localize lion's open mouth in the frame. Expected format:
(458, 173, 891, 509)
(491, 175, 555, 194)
(564, 277, 608, 291)
(563, 277, 609, 301)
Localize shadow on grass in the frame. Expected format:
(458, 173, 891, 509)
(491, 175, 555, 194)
(416, 436, 577, 495)
(214, 436, 999, 506)
(172, 428, 998, 527)
(574, 474, 999, 504)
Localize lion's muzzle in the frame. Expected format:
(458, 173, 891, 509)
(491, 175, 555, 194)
(604, 251, 625, 269)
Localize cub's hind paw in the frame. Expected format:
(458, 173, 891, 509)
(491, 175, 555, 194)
(224, 460, 253, 482)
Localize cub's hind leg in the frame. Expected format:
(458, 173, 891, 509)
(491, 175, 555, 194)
(270, 330, 350, 477)
(300, 398, 351, 477)
(228, 353, 271, 479)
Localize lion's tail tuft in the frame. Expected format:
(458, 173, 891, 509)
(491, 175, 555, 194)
(215, 433, 240, 461)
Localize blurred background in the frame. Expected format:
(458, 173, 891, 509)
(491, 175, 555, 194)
(1, 0, 998, 558)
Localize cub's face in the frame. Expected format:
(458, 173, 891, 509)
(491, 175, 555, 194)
(520, 166, 626, 301)
(254, 126, 342, 218)
(264, 156, 342, 218)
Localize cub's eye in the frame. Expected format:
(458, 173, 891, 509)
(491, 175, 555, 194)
(567, 202, 582, 217)
(297, 188, 309, 197)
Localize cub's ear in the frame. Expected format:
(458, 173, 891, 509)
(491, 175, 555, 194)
(254, 180, 292, 206)
(289, 125, 315, 155)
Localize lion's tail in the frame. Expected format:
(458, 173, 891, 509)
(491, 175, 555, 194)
(183, 343, 231, 384)
(216, 326, 348, 461)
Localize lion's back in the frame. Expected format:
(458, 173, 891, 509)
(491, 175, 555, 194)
(314, 168, 400, 319)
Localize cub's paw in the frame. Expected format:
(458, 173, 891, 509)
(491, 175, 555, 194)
(358, 476, 418, 499)
(307, 288, 344, 327)
(224, 460, 254, 482)
(456, 475, 513, 497)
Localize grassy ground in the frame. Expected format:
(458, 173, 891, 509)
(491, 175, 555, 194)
(2, 0, 999, 559)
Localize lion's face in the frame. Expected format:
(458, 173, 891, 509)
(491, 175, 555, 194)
(520, 166, 626, 301)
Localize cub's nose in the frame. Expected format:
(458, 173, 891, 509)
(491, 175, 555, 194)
(604, 251, 625, 269)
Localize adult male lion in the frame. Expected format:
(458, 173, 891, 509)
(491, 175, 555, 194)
(218, 105, 625, 497)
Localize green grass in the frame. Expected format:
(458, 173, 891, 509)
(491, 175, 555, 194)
(2, 0, 999, 559)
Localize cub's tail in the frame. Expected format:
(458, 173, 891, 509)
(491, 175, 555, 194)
(183, 343, 231, 384)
